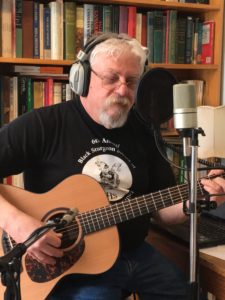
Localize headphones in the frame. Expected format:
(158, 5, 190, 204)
(69, 33, 149, 97)
(69, 34, 118, 97)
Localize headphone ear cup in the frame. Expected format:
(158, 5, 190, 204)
(69, 60, 91, 96)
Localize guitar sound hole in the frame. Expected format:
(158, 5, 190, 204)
(48, 212, 80, 250)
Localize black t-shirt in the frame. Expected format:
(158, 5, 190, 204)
(0, 97, 175, 249)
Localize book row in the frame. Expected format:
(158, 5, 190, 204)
(0, 0, 214, 64)
(0, 75, 73, 127)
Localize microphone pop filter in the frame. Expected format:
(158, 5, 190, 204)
(135, 68, 177, 129)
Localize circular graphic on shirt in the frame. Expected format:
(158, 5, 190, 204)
(82, 154, 132, 202)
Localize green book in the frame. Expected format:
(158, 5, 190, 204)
(64, 1, 76, 60)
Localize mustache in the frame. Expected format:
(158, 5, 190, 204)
(105, 96, 130, 107)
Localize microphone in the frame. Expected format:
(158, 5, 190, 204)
(173, 83, 197, 160)
(173, 83, 197, 131)
(60, 208, 78, 226)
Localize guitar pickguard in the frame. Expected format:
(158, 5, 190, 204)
(25, 238, 85, 283)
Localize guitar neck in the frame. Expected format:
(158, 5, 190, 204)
(79, 175, 211, 235)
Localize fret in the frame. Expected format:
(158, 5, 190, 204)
(136, 197, 142, 215)
(143, 195, 150, 214)
(168, 188, 174, 205)
(151, 193, 157, 211)
(122, 201, 129, 220)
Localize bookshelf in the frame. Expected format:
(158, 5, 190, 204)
(0, 0, 224, 109)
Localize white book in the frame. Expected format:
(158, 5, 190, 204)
(197, 105, 225, 159)
(49, 0, 63, 60)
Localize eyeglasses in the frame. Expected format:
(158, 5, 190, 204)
(91, 68, 139, 91)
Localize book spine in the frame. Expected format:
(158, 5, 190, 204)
(39, 3, 44, 59)
(33, 1, 40, 58)
(26, 77, 33, 112)
(50, 0, 63, 60)
(119, 6, 128, 34)
(201, 20, 215, 64)
(147, 11, 153, 63)
(75, 5, 84, 54)
(185, 16, 194, 64)
(175, 16, 186, 64)
(127, 6, 136, 38)
(18, 76, 27, 115)
(64, 1, 76, 60)
(153, 11, 163, 63)
(1, 0, 12, 57)
(15, 0, 22, 58)
(43, 4, 51, 59)
(22, 0, 34, 58)
(168, 10, 177, 64)
(83, 4, 94, 45)
(141, 13, 147, 47)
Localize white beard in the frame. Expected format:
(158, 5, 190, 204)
(99, 96, 131, 129)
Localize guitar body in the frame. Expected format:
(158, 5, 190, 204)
(0, 174, 120, 300)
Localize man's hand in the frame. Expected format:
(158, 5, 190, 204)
(6, 213, 64, 265)
(201, 169, 225, 205)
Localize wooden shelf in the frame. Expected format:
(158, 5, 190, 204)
(79, 0, 221, 12)
(0, 57, 73, 66)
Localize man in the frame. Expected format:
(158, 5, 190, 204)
(0, 33, 224, 299)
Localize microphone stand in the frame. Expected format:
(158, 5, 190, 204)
(182, 127, 205, 300)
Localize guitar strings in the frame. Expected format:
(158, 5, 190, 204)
(9, 173, 224, 250)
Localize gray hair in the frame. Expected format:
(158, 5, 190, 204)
(89, 33, 148, 74)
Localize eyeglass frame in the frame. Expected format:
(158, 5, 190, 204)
(91, 68, 140, 91)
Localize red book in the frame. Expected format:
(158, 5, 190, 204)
(44, 78, 54, 106)
(127, 6, 136, 38)
(201, 20, 215, 64)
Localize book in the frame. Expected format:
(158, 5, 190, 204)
(83, 4, 94, 45)
(185, 16, 194, 64)
(9, 76, 18, 121)
(15, 0, 22, 57)
(141, 13, 147, 47)
(201, 20, 215, 64)
(75, 5, 84, 54)
(153, 10, 163, 63)
(39, 3, 44, 59)
(168, 10, 177, 64)
(147, 11, 154, 63)
(127, 6, 136, 38)
(175, 15, 187, 64)
(135, 13, 142, 44)
(43, 4, 51, 59)
(12, 65, 63, 74)
(197, 106, 225, 158)
(33, 1, 40, 58)
(64, 1, 76, 60)
(119, 6, 128, 34)
(1, 0, 12, 57)
(49, 0, 63, 60)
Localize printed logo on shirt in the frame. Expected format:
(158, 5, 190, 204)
(82, 154, 132, 202)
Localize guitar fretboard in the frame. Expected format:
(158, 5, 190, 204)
(79, 175, 213, 235)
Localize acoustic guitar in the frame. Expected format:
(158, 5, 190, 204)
(0, 173, 219, 299)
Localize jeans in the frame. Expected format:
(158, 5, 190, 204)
(47, 241, 188, 300)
